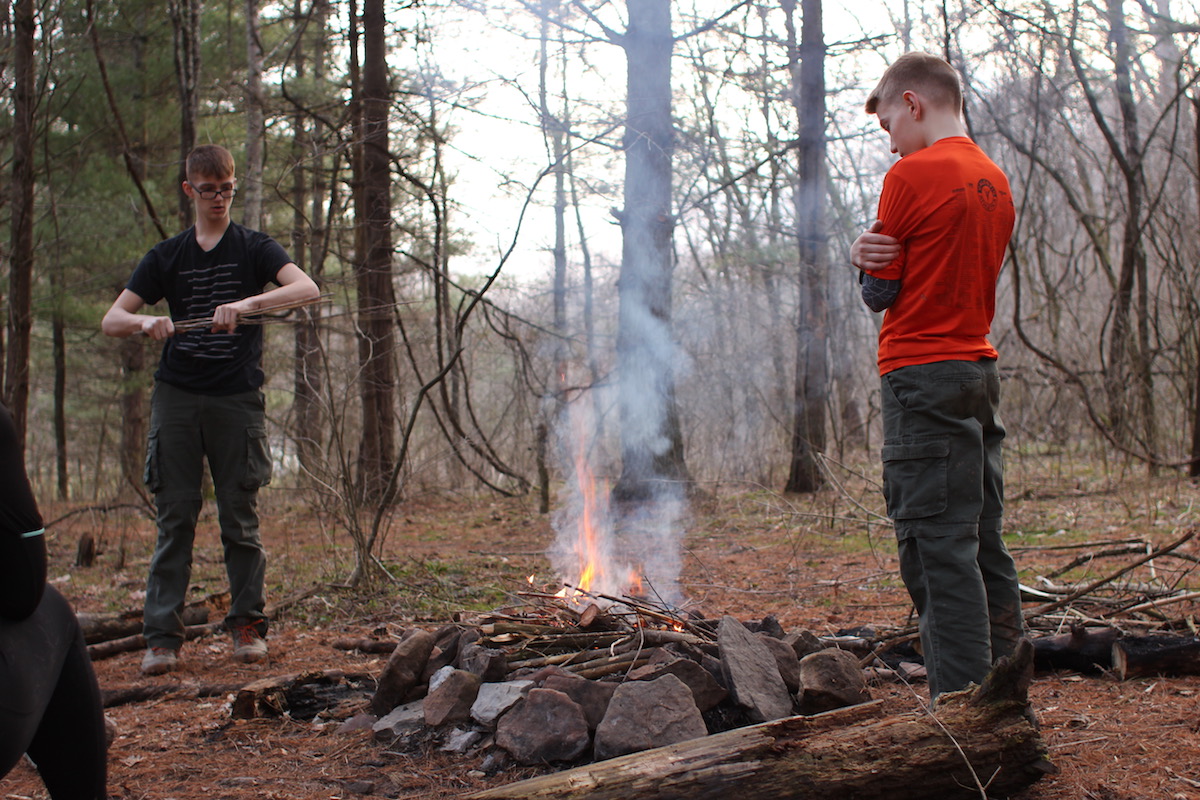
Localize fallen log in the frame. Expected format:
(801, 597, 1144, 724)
(78, 604, 212, 645)
(1031, 627, 1119, 673)
(86, 621, 223, 660)
(102, 682, 243, 709)
(470, 639, 1052, 800)
(1113, 634, 1200, 680)
(330, 636, 400, 654)
(231, 669, 374, 720)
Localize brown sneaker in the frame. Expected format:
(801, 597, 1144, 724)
(230, 622, 269, 663)
(141, 647, 179, 675)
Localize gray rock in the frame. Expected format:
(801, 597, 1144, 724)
(470, 679, 534, 727)
(428, 664, 456, 693)
(627, 656, 727, 712)
(423, 625, 465, 680)
(370, 629, 435, 715)
(542, 672, 617, 729)
(758, 633, 801, 694)
(717, 615, 794, 722)
(439, 727, 483, 754)
(459, 642, 509, 682)
(336, 713, 377, 733)
(783, 629, 825, 660)
(797, 648, 871, 715)
(424, 668, 482, 727)
(495, 688, 590, 765)
(593, 673, 708, 761)
(371, 700, 425, 740)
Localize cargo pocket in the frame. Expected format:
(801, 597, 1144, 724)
(882, 437, 949, 520)
(143, 430, 163, 493)
(240, 428, 273, 490)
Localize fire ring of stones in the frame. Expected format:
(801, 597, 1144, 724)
(301, 599, 878, 771)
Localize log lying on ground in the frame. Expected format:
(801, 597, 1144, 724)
(1113, 634, 1200, 680)
(1031, 626, 1120, 673)
(232, 669, 375, 720)
(86, 621, 223, 660)
(470, 639, 1052, 800)
(78, 604, 213, 645)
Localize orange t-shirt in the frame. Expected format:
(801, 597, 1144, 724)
(870, 136, 1015, 375)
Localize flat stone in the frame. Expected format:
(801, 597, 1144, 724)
(428, 664, 456, 693)
(542, 672, 617, 729)
(439, 727, 483, 754)
(470, 680, 534, 727)
(336, 713, 377, 733)
(370, 629, 435, 716)
(371, 700, 425, 740)
(797, 648, 871, 715)
(593, 673, 708, 761)
(495, 688, 590, 765)
(424, 668, 482, 726)
(627, 656, 727, 712)
(717, 615, 794, 722)
(758, 633, 801, 694)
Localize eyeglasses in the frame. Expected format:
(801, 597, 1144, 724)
(188, 182, 238, 200)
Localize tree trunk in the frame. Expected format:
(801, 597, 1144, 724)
(5, 0, 36, 445)
(471, 640, 1051, 800)
(783, 0, 829, 494)
(1191, 95, 1200, 478)
(168, 0, 201, 228)
(538, 0, 568, 515)
(290, 0, 328, 479)
(242, 0, 266, 231)
(354, 0, 398, 505)
(612, 0, 688, 502)
(51, 271, 69, 499)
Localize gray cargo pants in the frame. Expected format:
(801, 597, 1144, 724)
(143, 382, 272, 650)
(881, 359, 1023, 700)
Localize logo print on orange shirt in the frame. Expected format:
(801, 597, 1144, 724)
(977, 178, 999, 212)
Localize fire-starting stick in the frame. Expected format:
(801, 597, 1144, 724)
(142, 294, 331, 335)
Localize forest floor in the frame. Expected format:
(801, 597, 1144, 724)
(5, 452, 1200, 800)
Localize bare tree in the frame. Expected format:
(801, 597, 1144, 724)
(168, 0, 201, 228)
(782, 0, 829, 493)
(610, 0, 689, 502)
(353, 0, 399, 505)
(243, 0, 266, 230)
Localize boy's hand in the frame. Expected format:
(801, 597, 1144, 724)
(211, 298, 254, 333)
(851, 220, 901, 271)
(139, 315, 175, 341)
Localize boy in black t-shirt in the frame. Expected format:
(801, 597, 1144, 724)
(102, 145, 319, 675)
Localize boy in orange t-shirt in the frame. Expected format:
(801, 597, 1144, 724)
(850, 53, 1024, 702)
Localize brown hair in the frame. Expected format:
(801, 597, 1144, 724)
(865, 52, 964, 115)
(186, 145, 236, 181)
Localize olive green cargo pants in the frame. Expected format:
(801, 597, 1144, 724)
(881, 359, 1023, 700)
(142, 382, 272, 650)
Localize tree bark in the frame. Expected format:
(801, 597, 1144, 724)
(243, 0, 266, 230)
(612, 0, 688, 502)
(168, 0, 201, 228)
(290, 0, 329, 479)
(782, 0, 829, 494)
(1113, 634, 1200, 680)
(6, 0, 36, 444)
(354, 0, 398, 505)
(1191, 94, 1200, 478)
(471, 640, 1051, 800)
